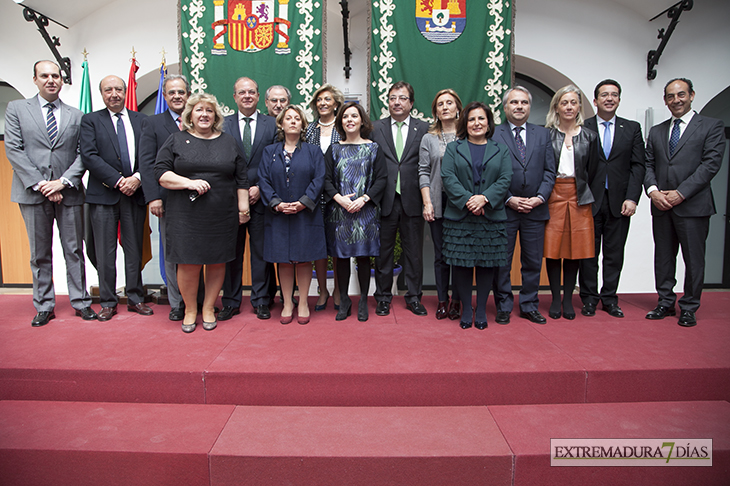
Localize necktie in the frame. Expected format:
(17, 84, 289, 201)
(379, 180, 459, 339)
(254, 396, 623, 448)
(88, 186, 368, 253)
(514, 126, 526, 164)
(45, 103, 57, 145)
(243, 117, 253, 159)
(669, 119, 681, 157)
(395, 121, 404, 194)
(176, 116, 182, 131)
(602, 121, 612, 189)
(115, 113, 132, 176)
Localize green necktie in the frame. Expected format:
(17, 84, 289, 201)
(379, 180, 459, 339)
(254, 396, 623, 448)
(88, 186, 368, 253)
(395, 121, 404, 194)
(243, 117, 253, 159)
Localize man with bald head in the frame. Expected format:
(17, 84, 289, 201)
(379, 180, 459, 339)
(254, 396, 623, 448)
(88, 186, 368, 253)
(5, 60, 96, 326)
(80, 74, 152, 321)
(264, 85, 291, 117)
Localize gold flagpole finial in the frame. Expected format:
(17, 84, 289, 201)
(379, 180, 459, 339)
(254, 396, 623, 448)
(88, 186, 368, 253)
(160, 47, 167, 68)
(82, 48, 89, 62)
(130, 46, 137, 59)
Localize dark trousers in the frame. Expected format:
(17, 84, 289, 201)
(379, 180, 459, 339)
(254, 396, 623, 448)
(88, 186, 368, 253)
(222, 207, 274, 309)
(579, 192, 631, 306)
(375, 195, 424, 304)
(494, 215, 546, 313)
(652, 211, 709, 312)
(89, 197, 146, 307)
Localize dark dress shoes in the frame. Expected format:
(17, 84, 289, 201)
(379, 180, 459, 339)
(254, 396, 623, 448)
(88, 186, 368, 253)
(474, 321, 488, 330)
(435, 301, 449, 320)
(581, 303, 596, 317)
(406, 300, 428, 316)
(375, 301, 390, 316)
(169, 307, 185, 321)
(646, 305, 676, 320)
(678, 310, 697, 327)
(97, 306, 118, 322)
(218, 306, 240, 321)
(519, 310, 546, 324)
(603, 303, 624, 318)
(128, 303, 154, 316)
(75, 307, 98, 321)
(31, 311, 55, 327)
(336, 301, 352, 321)
(256, 304, 271, 320)
(447, 301, 462, 321)
(495, 311, 511, 324)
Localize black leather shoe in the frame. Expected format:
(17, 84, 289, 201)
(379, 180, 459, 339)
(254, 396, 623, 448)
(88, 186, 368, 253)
(646, 305, 676, 320)
(406, 301, 428, 316)
(169, 307, 185, 321)
(256, 304, 271, 320)
(495, 311, 511, 324)
(459, 320, 472, 329)
(75, 307, 98, 321)
(475, 321, 488, 330)
(448, 301, 462, 320)
(519, 310, 547, 324)
(358, 298, 368, 322)
(603, 303, 624, 318)
(581, 303, 596, 317)
(217, 306, 240, 321)
(31, 311, 55, 327)
(375, 301, 390, 316)
(436, 301, 449, 320)
(678, 310, 697, 327)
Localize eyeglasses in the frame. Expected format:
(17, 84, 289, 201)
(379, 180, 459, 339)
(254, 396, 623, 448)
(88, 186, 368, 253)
(268, 98, 288, 103)
(389, 96, 410, 103)
(165, 89, 187, 96)
(236, 89, 258, 96)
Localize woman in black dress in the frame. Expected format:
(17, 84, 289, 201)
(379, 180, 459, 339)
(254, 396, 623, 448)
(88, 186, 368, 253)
(440, 102, 512, 330)
(259, 105, 327, 325)
(156, 93, 250, 333)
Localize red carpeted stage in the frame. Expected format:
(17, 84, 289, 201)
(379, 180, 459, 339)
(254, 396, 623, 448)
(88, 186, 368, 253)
(1, 292, 728, 485)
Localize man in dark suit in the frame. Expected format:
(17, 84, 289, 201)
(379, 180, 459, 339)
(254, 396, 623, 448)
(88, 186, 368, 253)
(579, 79, 645, 318)
(644, 78, 725, 327)
(139, 74, 191, 321)
(219, 77, 278, 321)
(371, 81, 430, 316)
(80, 74, 152, 321)
(492, 86, 556, 325)
(5, 60, 96, 326)
(264, 85, 290, 118)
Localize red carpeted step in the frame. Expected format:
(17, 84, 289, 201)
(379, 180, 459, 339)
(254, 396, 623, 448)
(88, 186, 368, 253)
(489, 400, 730, 486)
(0, 400, 235, 486)
(209, 406, 513, 486)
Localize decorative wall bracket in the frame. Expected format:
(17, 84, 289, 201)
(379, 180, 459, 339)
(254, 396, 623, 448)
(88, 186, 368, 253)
(647, 0, 693, 81)
(21, 6, 72, 84)
(340, 0, 352, 79)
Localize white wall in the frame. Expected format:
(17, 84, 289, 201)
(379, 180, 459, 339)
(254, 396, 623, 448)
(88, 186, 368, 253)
(1, 0, 728, 294)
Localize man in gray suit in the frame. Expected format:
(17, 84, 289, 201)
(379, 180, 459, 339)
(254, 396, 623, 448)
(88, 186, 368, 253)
(644, 78, 725, 327)
(5, 60, 96, 326)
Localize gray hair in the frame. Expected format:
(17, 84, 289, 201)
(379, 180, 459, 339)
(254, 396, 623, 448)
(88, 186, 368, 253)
(163, 74, 190, 93)
(265, 85, 291, 102)
(502, 86, 532, 106)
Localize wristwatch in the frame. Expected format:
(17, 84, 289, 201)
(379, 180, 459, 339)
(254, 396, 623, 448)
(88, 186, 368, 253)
(362, 194, 370, 203)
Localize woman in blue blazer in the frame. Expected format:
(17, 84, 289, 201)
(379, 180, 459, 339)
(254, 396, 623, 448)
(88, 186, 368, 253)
(441, 102, 513, 330)
(259, 105, 327, 325)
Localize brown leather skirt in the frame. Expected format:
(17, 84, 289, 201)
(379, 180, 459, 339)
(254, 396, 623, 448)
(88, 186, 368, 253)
(544, 178, 594, 260)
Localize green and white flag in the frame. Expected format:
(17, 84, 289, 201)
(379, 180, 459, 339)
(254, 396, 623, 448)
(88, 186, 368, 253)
(180, 0, 324, 116)
(370, 0, 513, 123)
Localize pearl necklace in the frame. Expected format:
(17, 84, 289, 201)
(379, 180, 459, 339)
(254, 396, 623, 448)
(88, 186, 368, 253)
(319, 118, 335, 127)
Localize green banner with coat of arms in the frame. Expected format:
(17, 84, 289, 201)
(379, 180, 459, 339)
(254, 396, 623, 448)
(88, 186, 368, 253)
(180, 0, 323, 116)
(370, 0, 513, 123)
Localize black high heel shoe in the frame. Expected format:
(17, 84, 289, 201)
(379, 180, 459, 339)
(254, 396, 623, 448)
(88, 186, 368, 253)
(336, 299, 352, 321)
(357, 297, 368, 322)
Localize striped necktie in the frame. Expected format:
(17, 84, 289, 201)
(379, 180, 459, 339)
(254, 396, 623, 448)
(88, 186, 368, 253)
(669, 119, 681, 157)
(45, 103, 57, 145)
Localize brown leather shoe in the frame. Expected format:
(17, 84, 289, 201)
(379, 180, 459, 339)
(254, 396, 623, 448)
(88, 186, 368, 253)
(436, 301, 449, 320)
(97, 306, 118, 322)
(127, 303, 154, 316)
(447, 301, 461, 321)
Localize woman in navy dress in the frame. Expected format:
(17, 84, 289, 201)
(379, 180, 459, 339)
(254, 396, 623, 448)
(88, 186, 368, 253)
(259, 105, 327, 324)
(323, 102, 387, 321)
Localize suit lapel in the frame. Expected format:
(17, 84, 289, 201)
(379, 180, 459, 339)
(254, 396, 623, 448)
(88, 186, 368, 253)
(101, 111, 122, 159)
(251, 112, 268, 157)
(380, 118, 397, 161)
(27, 98, 52, 146)
(401, 118, 420, 161)
(523, 123, 535, 167)
(163, 111, 179, 136)
(129, 112, 143, 171)
(55, 102, 72, 143)
(671, 114, 699, 158)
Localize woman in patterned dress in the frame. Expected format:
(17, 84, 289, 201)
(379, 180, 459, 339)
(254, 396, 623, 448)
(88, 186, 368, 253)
(323, 102, 387, 321)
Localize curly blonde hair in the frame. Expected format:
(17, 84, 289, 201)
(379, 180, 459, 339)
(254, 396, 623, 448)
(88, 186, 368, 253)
(180, 93, 225, 132)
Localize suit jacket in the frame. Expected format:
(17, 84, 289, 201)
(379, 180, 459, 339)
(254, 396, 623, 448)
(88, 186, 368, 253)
(550, 127, 599, 206)
(5, 96, 86, 206)
(139, 110, 179, 204)
(440, 139, 513, 222)
(644, 112, 725, 218)
(492, 122, 556, 221)
(371, 116, 429, 217)
(80, 108, 147, 206)
(222, 112, 277, 214)
(585, 116, 645, 218)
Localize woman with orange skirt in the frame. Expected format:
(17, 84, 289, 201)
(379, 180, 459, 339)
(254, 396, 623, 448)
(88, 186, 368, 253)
(544, 85, 599, 320)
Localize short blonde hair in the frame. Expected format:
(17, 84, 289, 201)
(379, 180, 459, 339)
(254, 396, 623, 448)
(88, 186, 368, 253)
(275, 105, 308, 142)
(309, 84, 345, 119)
(181, 93, 225, 132)
(545, 85, 584, 129)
